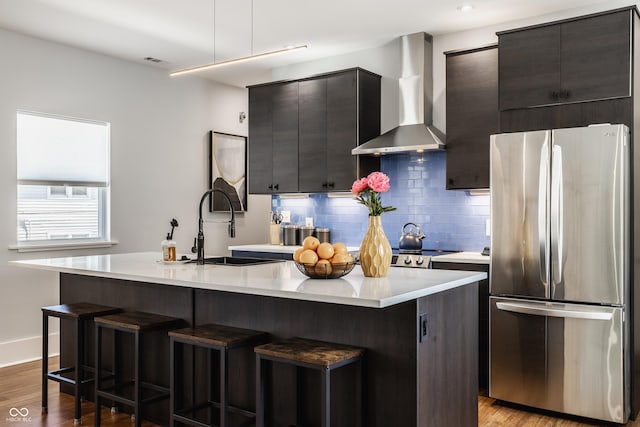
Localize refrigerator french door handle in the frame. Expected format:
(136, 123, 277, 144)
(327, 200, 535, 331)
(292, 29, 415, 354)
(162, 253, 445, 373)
(496, 301, 613, 320)
(551, 145, 564, 291)
(538, 140, 549, 289)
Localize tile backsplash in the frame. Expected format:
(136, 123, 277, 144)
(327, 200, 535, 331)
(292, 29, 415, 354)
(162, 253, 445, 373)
(273, 151, 490, 252)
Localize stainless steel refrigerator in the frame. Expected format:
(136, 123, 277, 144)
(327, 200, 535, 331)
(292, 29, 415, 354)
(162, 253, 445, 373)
(489, 124, 630, 423)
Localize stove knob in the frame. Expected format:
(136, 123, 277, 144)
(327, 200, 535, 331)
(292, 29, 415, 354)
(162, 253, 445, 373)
(404, 257, 412, 265)
(416, 256, 424, 266)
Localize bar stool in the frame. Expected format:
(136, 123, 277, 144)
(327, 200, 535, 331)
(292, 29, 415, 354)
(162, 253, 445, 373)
(42, 302, 121, 425)
(169, 324, 268, 427)
(254, 337, 364, 427)
(94, 311, 183, 427)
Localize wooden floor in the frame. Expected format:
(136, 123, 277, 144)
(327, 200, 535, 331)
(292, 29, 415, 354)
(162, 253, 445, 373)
(0, 357, 159, 426)
(1, 358, 639, 426)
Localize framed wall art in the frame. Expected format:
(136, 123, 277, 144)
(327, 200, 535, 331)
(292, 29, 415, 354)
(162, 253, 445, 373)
(209, 130, 247, 212)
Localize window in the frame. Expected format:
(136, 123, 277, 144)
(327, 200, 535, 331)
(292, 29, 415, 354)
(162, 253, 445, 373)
(16, 111, 110, 246)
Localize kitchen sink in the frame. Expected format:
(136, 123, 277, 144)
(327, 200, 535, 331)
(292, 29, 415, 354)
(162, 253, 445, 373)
(189, 256, 284, 266)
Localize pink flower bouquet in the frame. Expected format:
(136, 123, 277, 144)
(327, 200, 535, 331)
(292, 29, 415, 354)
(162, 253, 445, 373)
(351, 172, 396, 216)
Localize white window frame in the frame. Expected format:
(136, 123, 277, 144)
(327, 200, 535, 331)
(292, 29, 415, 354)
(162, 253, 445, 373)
(12, 111, 116, 252)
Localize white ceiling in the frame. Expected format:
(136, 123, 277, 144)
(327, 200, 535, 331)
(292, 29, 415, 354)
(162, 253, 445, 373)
(0, 0, 634, 87)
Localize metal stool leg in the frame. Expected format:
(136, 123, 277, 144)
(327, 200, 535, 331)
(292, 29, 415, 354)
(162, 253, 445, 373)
(220, 348, 228, 427)
(256, 355, 265, 427)
(111, 329, 119, 414)
(296, 366, 305, 425)
(95, 323, 103, 427)
(355, 360, 362, 427)
(170, 337, 176, 427)
(133, 331, 141, 427)
(74, 318, 82, 424)
(209, 348, 214, 424)
(42, 312, 48, 414)
(321, 368, 331, 427)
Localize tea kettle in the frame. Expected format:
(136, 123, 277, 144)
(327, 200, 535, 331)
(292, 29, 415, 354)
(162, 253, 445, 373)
(399, 222, 425, 252)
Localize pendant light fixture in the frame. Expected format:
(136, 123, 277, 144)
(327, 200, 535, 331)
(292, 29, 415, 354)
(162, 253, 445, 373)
(170, 0, 307, 77)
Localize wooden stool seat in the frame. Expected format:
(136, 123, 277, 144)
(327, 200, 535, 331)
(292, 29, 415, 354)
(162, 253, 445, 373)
(94, 311, 182, 331)
(170, 324, 267, 427)
(42, 302, 121, 425)
(94, 311, 183, 427)
(254, 337, 364, 368)
(170, 324, 267, 349)
(255, 337, 364, 427)
(42, 302, 121, 319)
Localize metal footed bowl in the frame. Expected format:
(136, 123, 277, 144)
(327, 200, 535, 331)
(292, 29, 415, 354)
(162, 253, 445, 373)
(294, 261, 355, 279)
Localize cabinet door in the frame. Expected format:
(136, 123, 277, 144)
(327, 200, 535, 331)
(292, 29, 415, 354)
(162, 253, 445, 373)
(432, 261, 489, 391)
(298, 78, 328, 193)
(499, 9, 632, 111)
(248, 85, 274, 194)
(499, 25, 561, 111)
(271, 82, 299, 193)
(326, 71, 358, 191)
(446, 46, 498, 190)
(561, 11, 631, 102)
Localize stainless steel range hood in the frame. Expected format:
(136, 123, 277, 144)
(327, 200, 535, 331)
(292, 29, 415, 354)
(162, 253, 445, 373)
(352, 32, 445, 155)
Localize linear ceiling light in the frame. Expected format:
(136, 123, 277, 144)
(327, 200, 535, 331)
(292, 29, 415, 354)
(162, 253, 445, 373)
(170, 0, 307, 77)
(170, 44, 307, 77)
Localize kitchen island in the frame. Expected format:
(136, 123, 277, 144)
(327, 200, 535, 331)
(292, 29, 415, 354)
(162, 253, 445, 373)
(12, 252, 485, 427)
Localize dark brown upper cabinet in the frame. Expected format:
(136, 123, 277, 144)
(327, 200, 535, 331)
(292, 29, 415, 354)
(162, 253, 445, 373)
(445, 44, 499, 190)
(248, 68, 380, 194)
(498, 8, 632, 111)
(248, 82, 299, 194)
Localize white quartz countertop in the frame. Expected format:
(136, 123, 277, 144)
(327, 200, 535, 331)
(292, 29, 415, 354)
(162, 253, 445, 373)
(228, 244, 359, 254)
(431, 251, 490, 265)
(10, 252, 486, 309)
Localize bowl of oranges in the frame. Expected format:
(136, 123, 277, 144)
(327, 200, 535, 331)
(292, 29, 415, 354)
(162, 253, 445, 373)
(294, 236, 355, 279)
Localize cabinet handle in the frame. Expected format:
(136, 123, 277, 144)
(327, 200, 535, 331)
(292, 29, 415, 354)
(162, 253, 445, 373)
(550, 91, 560, 100)
(268, 184, 273, 190)
(273, 184, 279, 190)
(321, 182, 328, 188)
(561, 89, 571, 99)
(328, 182, 335, 188)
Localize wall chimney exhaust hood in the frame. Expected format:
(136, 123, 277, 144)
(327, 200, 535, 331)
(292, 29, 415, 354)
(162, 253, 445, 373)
(352, 32, 445, 155)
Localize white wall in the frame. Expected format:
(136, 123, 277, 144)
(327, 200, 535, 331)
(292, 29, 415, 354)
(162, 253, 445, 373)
(0, 28, 269, 367)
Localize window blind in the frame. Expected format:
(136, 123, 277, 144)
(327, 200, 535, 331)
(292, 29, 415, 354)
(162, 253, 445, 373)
(17, 111, 110, 186)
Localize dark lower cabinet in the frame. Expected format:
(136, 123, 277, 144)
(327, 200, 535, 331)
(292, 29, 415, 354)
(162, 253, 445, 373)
(445, 44, 498, 190)
(432, 261, 489, 392)
(59, 272, 479, 427)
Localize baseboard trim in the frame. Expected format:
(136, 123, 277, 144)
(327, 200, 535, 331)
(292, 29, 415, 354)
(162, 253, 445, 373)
(0, 333, 59, 368)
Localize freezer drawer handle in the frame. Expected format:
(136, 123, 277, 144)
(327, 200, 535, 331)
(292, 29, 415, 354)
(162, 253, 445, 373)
(496, 301, 613, 320)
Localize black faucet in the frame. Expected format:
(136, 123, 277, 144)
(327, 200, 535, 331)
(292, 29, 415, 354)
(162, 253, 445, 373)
(191, 188, 236, 265)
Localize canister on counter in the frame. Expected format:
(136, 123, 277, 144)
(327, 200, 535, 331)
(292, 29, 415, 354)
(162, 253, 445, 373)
(297, 226, 315, 245)
(315, 227, 331, 243)
(283, 225, 299, 246)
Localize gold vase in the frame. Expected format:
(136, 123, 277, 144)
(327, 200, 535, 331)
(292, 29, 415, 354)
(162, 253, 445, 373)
(359, 215, 392, 277)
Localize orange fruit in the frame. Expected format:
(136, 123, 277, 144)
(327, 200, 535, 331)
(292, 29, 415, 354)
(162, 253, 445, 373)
(332, 242, 348, 254)
(330, 252, 352, 265)
(315, 259, 333, 276)
(293, 247, 305, 262)
(303, 236, 320, 251)
(299, 249, 319, 265)
(316, 242, 335, 260)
